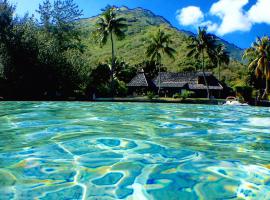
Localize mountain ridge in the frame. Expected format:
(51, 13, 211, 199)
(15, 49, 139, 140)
(79, 6, 247, 87)
(79, 6, 244, 60)
(122, 7, 244, 52)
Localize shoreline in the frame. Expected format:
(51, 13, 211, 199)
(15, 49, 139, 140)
(94, 97, 226, 105)
(1, 97, 269, 107)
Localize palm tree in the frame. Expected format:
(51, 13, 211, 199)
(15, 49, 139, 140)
(243, 36, 270, 99)
(215, 44, 230, 81)
(146, 29, 176, 96)
(94, 6, 127, 97)
(187, 27, 217, 99)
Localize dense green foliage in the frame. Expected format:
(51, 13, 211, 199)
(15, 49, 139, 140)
(146, 29, 176, 95)
(94, 6, 127, 97)
(0, 0, 88, 99)
(88, 58, 136, 97)
(173, 91, 195, 100)
(80, 7, 247, 89)
(0, 2, 252, 99)
(215, 44, 230, 81)
(243, 37, 270, 99)
(187, 27, 220, 99)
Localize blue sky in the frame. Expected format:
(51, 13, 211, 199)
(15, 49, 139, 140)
(10, 0, 270, 49)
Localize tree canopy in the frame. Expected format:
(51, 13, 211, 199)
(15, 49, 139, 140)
(0, 1, 265, 101)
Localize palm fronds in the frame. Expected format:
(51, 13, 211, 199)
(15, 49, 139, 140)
(145, 29, 176, 95)
(94, 6, 127, 47)
(243, 36, 270, 98)
(146, 29, 176, 63)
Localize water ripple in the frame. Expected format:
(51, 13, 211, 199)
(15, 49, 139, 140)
(0, 102, 270, 199)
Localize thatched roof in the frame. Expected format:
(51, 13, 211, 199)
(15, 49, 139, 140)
(153, 73, 190, 88)
(127, 72, 149, 87)
(127, 71, 223, 90)
(188, 84, 223, 90)
(153, 72, 223, 90)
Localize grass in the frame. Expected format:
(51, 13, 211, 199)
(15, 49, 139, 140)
(95, 96, 226, 104)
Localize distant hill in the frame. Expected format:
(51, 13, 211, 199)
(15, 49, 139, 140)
(79, 7, 247, 87)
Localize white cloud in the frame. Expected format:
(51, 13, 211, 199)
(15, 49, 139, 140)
(210, 0, 252, 35)
(248, 0, 270, 24)
(176, 0, 270, 36)
(200, 21, 219, 32)
(176, 6, 204, 26)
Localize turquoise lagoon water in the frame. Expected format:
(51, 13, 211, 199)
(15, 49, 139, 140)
(0, 102, 270, 200)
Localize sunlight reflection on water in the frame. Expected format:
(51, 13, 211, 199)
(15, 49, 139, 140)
(0, 102, 270, 199)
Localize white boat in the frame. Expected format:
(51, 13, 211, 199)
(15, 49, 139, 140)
(224, 96, 249, 106)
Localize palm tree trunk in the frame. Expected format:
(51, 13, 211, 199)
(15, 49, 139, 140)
(158, 63, 161, 96)
(262, 78, 269, 100)
(110, 32, 115, 98)
(202, 50, 210, 99)
(218, 61, 221, 81)
(218, 61, 221, 98)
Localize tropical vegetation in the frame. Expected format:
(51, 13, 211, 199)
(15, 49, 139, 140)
(0, 0, 269, 102)
(187, 27, 220, 99)
(146, 29, 176, 95)
(94, 6, 127, 97)
(215, 44, 230, 81)
(243, 36, 270, 99)
(0, 0, 87, 99)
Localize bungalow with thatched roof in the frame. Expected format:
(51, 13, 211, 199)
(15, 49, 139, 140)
(127, 69, 155, 95)
(127, 71, 224, 98)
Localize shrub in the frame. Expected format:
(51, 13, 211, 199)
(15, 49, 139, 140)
(173, 93, 181, 99)
(96, 83, 111, 97)
(180, 91, 195, 100)
(115, 80, 128, 97)
(147, 91, 155, 100)
(234, 86, 253, 101)
(173, 91, 194, 99)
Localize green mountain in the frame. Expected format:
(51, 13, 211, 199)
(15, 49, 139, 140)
(79, 7, 247, 87)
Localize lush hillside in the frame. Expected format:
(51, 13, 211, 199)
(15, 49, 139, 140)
(0, 1, 254, 100)
(78, 7, 247, 87)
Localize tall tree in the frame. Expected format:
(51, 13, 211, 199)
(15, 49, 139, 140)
(36, 0, 85, 97)
(37, 0, 83, 50)
(94, 6, 127, 97)
(36, 0, 52, 32)
(36, 0, 52, 31)
(0, 0, 14, 78)
(215, 44, 230, 81)
(146, 29, 176, 96)
(0, 0, 14, 41)
(187, 27, 217, 99)
(243, 36, 270, 99)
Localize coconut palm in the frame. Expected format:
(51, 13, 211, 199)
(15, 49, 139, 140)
(187, 27, 217, 99)
(243, 36, 270, 99)
(215, 44, 230, 81)
(146, 29, 176, 95)
(94, 6, 127, 97)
